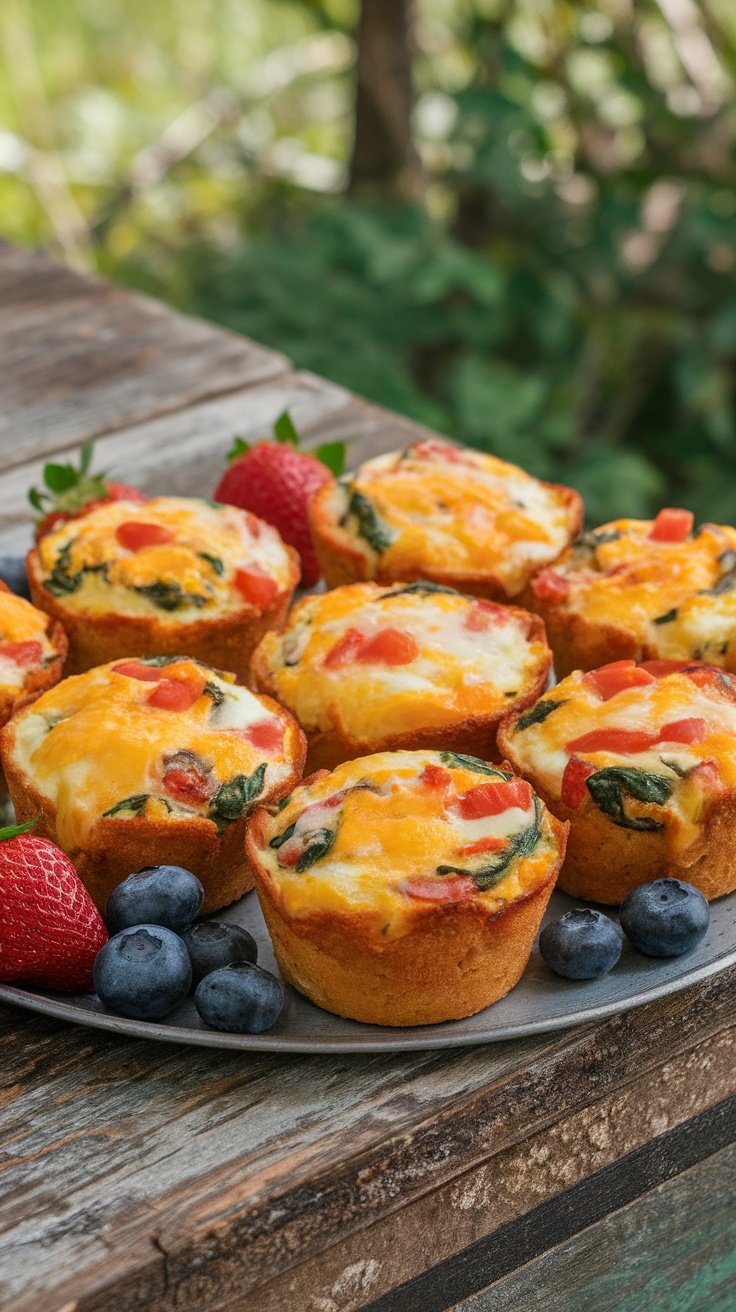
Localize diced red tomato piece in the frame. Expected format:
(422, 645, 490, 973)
(682, 665, 736, 701)
(147, 679, 203, 711)
(112, 660, 164, 682)
(115, 521, 175, 552)
(422, 763, 452, 789)
(234, 566, 278, 610)
(689, 759, 723, 793)
(566, 727, 657, 754)
(584, 661, 656, 701)
(163, 768, 214, 806)
(464, 600, 509, 633)
(323, 629, 364, 669)
(324, 627, 418, 668)
(657, 717, 709, 744)
(561, 755, 596, 809)
(410, 439, 467, 464)
(457, 778, 532, 819)
(648, 508, 694, 543)
(357, 628, 418, 665)
(402, 875, 478, 902)
(0, 640, 43, 667)
(456, 836, 508, 858)
(639, 660, 694, 678)
(243, 719, 285, 752)
(531, 569, 570, 604)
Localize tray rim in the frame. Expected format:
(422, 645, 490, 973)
(1, 935, 733, 1054)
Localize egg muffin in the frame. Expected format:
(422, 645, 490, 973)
(251, 581, 552, 772)
(0, 581, 67, 729)
(246, 749, 567, 1026)
(27, 496, 299, 680)
(1, 656, 306, 913)
(498, 658, 736, 904)
(525, 510, 736, 678)
(308, 439, 583, 600)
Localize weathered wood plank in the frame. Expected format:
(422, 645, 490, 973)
(450, 1137, 736, 1312)
(250, 1028, 736, 1312)
(0, 371, 426, 554)
(1, 968, 733, 1312)
(0, 245, 290, 465)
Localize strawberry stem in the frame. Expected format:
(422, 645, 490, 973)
(0, 816, 39, 842)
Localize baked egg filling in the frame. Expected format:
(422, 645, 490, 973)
(255, 749, 560, 937)
(10, 656, 296, 849)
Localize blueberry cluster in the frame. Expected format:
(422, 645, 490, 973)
(93, 866, 284, 1032)
(540, 878, 710, 981)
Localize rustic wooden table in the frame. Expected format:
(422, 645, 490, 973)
(0, 242, 734, 1312)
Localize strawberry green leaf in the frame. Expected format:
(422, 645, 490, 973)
(314, 441, 346, 476)
(273, 411, 299, 447)
(79, 439, 94, 476)
(28, 487, 47, 513)
(228, 436, 250, 463)
(0, 816, 39, 842)
(44, 462, 79, 493)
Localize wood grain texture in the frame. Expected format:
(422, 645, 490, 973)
(0, 243, 289, 465)
(450, 1136, 736, 1312)
(0, 371, 428, 553)
(1, 971, 734, 1312)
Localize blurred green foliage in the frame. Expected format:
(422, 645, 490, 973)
(2, 1, 736, 525)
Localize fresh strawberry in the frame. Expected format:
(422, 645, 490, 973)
(29, 440, 147, 542)
(213, 411, 345, 587)
(0, 819, 107, 992)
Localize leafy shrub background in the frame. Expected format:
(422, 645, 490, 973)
(2, 0, 736, 524)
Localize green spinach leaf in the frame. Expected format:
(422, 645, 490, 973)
(586, 767, 673, 831)
(295, 826, 337, 872)
(345, 489, 394, 553)
(439, 751, 508, 777)
(516, 699, 565, 731)
(378, 580, 462, 599)
(102, 794, 150, 818)
(208, 763, 267, 827)
(134, 580, 208, 612)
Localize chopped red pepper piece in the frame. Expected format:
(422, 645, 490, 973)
(234, 565, 278, 610)
(112, 660, 164, 682)
(410, 439, 467, 464)
(402, 875, 478, 902)
(561, 755, 596, 809)
(456, 836, 508, 858)
(584, 661, 656, 701)
(657, 717, 708, 744)
(638, 660, 695, 678)
(0, 640, 44, 667)
(163, 768, 214, 806)
(648, 508, 694, 543)
(147, 679, 203, 711)
(116, 521, 175, 552)
(567, 727, 657, 754)
(357, 628, 418, 664)
(531, 569, 570, 604)
(422, 763, 452, 789)
(464, 599, 510, 632)
(456, 777, 532, 819)
(243, 719, 285, 752)
(324, 627, 418, 668)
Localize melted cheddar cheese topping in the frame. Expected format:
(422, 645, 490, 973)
(505, 663, 736, 858)
(37, 496, 293, 621)
(0, 586, 58, 696)
(322, 441, 576, 595)
(542, 520, 736, 665)
(254, 582, 550, 744)
(255, 750, 561, 937)
(9, 657, 298, 851)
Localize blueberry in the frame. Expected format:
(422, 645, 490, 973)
(194, 963, 284, 1033)
(0, 555, 30, 600)
(183, 921, 258, 984)
(93, 925, 192, 1020)
(539, 908, 623, 980)
(620, 878, 709, 958)
(105, 865, 204, 935)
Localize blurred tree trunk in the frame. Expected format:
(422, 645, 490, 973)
(348, 0, 423, 200)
